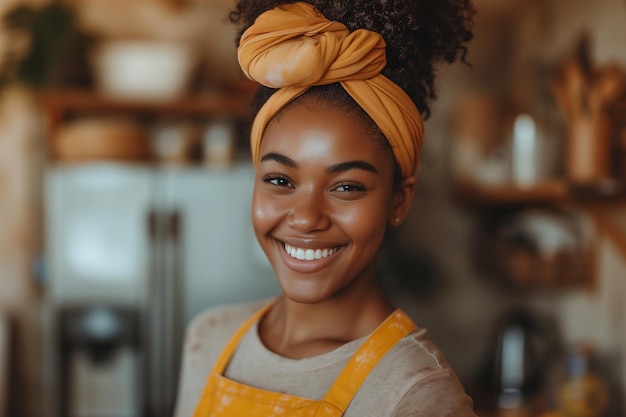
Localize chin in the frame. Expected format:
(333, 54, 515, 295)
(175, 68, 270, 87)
(277, 277, 336, 305)
(282, 293, 324, 305)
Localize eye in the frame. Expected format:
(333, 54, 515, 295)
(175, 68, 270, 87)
(333, 182, 366, 193)
(263, 175, 294, 188)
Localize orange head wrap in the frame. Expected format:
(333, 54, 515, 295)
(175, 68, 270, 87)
(237, 1, 424, 178)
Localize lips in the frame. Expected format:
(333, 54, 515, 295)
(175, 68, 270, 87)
(284, 243, 341, 261)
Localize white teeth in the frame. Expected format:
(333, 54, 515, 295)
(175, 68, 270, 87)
(284, 243, 339, 261)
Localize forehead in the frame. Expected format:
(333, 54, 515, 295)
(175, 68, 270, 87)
(260, 100, 393, 165)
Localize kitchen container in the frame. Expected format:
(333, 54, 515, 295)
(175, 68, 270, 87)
(53, 117, 151, 162)
(566, 114, 613, 184)
(538, 341, 621, 416)
(475, 209, 593, 289)
(151, 120, 200, 165)
(487, 308, 560, 416)
(60, 306, 141, 417)
(91, 40, 198, 101)
(202, 118, 236, 168)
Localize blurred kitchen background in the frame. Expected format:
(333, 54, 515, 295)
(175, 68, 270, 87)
(0, 0, 625, 416)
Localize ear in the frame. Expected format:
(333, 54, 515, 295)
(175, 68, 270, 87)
(389, 175, 417, 227)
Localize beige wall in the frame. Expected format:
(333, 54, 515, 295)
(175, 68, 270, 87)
(0, 86, 44, 417)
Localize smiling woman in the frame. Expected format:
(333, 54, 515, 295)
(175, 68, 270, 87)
(252, 99, 407, 311)
(173, 1, 476, 416)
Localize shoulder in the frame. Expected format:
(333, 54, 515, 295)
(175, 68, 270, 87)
(391, 327, 455, 373)
(347, 327, 477, 417)
(185, 299, 268, 347)
(388, 328, 477, 416)
(368, 326, 458, 385)
(181, 298, 270, 375)
(173, 299, 269, 417)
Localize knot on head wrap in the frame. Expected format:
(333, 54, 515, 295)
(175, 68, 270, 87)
(238, 1, 424, 178)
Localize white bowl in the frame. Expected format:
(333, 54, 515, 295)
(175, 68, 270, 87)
(92, 40, 197, 101)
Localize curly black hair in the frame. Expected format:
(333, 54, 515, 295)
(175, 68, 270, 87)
(230, 0, 475, 119)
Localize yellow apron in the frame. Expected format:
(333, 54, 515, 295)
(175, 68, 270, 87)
(192, 302, 417, 417)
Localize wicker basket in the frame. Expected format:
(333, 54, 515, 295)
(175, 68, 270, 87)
(477, 239, 593, 289)
(53, 117, 151, 162)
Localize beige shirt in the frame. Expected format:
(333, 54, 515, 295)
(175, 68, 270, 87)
(173, 301, 477, 417)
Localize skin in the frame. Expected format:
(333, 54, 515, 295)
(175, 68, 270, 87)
(251, 98, 417, 359)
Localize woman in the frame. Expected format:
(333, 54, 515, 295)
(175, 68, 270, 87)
(175, 1, 476, 416)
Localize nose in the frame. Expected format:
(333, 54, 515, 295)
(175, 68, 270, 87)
(286, 188, 330, 232)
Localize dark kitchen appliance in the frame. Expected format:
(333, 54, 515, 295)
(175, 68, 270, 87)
(480, 307, 561, 415)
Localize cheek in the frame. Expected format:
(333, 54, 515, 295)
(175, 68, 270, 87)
(334, 196, 391, 241)
(251, 186, 281, 234)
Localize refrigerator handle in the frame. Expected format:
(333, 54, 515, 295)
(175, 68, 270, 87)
(164, 208, 185, 415)
(147, 208, 159, 242)
(169, 209, 180, 242)
(145, 207, 185, 417)
(145, 207, 165, 417)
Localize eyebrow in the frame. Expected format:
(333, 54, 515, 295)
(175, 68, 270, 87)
(260, 152, 298, 168)
(326, 160, 377, 174)
(259, 152, 377, 174)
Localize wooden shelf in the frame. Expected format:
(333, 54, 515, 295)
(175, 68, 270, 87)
(39, 88, 256, 115)
(457, 178, 626, 291)
(38, 88, 257, 131)
(455, 178, 626, 207)
(37, 87, 259, 164)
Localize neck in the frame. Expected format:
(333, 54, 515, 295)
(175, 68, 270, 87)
(259, 281, 394, 359)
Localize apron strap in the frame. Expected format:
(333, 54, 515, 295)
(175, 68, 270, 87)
(321, 310, 417, 414)
(211, 299, 277, 375)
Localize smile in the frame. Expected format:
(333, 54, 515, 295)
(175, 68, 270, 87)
(284, 243, 341, 261)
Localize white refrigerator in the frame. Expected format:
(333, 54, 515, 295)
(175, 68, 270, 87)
(44, 162, 280, 417)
